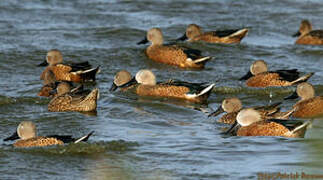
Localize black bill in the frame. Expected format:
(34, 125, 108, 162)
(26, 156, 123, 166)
(4, 131, 19, 141)
(208, 106, 225, 117)
(37, 60, 48, 67)
(176, 33, 188, 41)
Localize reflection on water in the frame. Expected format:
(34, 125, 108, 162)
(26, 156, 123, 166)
(1, 0, 323, 179)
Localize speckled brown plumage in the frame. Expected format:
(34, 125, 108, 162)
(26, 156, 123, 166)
(218, 112, 239, 124)
(41, 64, 87, 83)
(292, 96, 323, 118)
(14, 137, 64, 148)
(146, 45, 206, 69)
(218, 104, 283, 125)
(50, 64, 82, 82)
(246, 73, 293, 87)
(237, 121, 307, 138)
(296, 30, 323, 45)
(135, 84, 207, 103)
(192, 30, 248, 44)
(238, 121, 296, 137)
(48, 88, 98, 112)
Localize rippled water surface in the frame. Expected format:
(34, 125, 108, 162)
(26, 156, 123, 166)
(1, 0, 323, 179)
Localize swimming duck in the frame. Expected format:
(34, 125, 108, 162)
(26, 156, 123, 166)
(3, 121, 93, 148)
(209, 97, 290, 124)
(40, 49, 100, 83)
(177, 24, 248, 44)
(48, 82, 99, 112)
(293, 20, 323, 45)
(137, 28, 212, 69)
(284, 82, 323, 118)
(239, 60, 314, 87)
(110, 69, 215, 103)
(225, 108, 310, 138)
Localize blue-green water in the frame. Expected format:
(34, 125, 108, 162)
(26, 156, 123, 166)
(1, 0, 323, 179)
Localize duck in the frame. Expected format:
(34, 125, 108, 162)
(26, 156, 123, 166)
(208, 97, 291, 124)
(40, 49, 100, 83)
(177, 24, 248, 44)
(293, 20, 323, 45)
(284, 82, 323, 118)
(110, 69, 215, 103)
(48, 82, 99, 112)
(137, 28, 211, 69)
(239, 60, 314, 87)
(3, 121, 93, 148)
(224, 108, 310, 138)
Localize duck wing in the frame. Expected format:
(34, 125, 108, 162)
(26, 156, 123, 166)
(211, 29, 242, 37)
(272, 69, 300, 81)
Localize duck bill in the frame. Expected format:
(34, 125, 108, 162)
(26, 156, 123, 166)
(292, 31, 301, 37)
(222, 121, 240, 136)
(4, 131, 19, 141)
(137, 37, 148, 45)
(109, 83, 118, 92)
(208, 106, 225, 117)
(37, 60, 48, 67)
(110, 77, 137, 92)
(49, 89, 58, 96)
(176, 33, 188, 41)
(239, 70, 253, 81)
(284, 90, 299, 100)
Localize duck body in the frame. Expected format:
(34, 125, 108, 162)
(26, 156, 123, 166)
(237, 119, 308, 138)
(145, 44, 210, 69)
(135, 80, 214, 103)
(178, 24, 248, 44)
(240, 60, 313, 88)
(4, 121, 94, 148)
(138, 28, 211, 69)
(294, 20, 323, 45)
(48, 88, 99, 112)
(292, 96, 323, 118)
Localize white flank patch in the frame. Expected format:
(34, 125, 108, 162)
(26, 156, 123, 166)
(74, 67, 99, 75)
(186, 83, 215, 98)
(193, 56, 211, 63)
(290, 120, 311, 134)
(229, 28, 248, 37)
(74, 134, 89, 143)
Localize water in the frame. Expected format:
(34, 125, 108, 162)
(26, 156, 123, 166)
(1, 0, 323, 179)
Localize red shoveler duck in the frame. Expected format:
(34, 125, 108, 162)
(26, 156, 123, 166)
(3, 121, 93, 148)
(137, 28, 212, 69)
(177, 24, 248, 44)
(40, 49, 100, 83)
(284, 82, 323, 118)
(208, 97, 291, 124)
(110, 69, 215, 103)
(293, 20, 323, 45)
(239, 60, 314, 87)
(224, 108, 311, 138)
(48, 82, 99, 112)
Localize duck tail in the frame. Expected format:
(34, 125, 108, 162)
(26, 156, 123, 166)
(229, 28, 249, 40)
(85, 88, 100, 101)
(187, 84, 215, 98)
(290, 121, 311, 135)
(80, 88, 99, 111)
(290, 72, 314, 85)
(74, 131, 94, 143)
(78, 66, 101, 82)
(193, 56, 212, 64)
